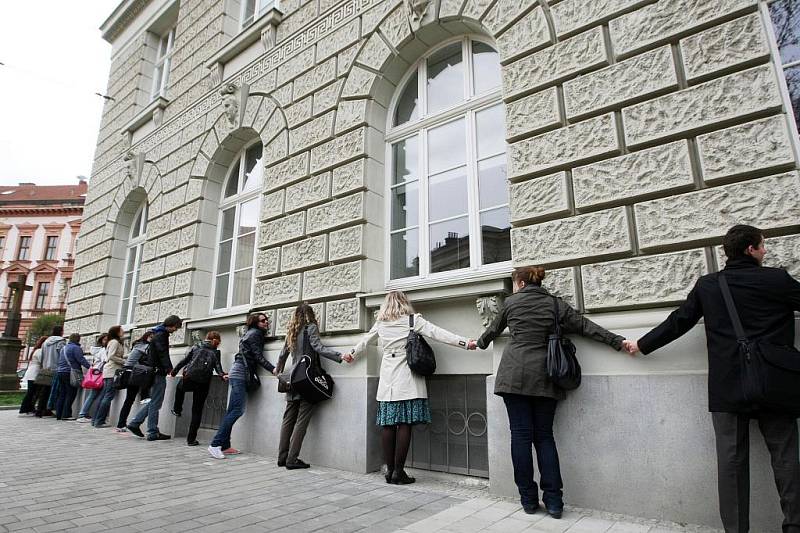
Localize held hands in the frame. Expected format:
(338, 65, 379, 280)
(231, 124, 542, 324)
(622, 339, 640, 356)
(467, 340, 478, 350)
(272, 368, 279, 376)
(341, 353, 354, 363)
(222, 374, 229, 382)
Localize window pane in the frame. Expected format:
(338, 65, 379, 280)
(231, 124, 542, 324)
(391, 230, 419, 279)
(392, 137, 419, 185)
(235, 233, 256, 270)
(232, 268, 253, 306)
(481, 207, 511, 264)
(217, 241, 232, 274)
(221, 208, 236, 241)
(476, 104, 506, 159)
(242, 0, 255, 26)
(121, 298, 130, 321)
(784, 66, 800, 133)
(122, 271, 134, 300)
(391, 182, 419, 231)
(428, 118, 466, 174)
(428, 166, 468, 222)
(242, 144, 263, 192)
(770, 0, 800, 65)
(238, 199, 259, 236)
(132, 210, 143, 238)
(214, 275, 229, 309)
(478, 154, 508, 209)
(395, 71, 420, 126)
(430, 217, 470, 273)
(427, 43, 464, 115)
(224, 161, 240, 198)
(472, 42, 502, 95)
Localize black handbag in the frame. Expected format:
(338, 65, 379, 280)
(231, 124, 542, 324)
(129, 364, 155, 388)
(719, 274, 800, 415)
(239, 356, 261, 393)
(289, 327, 334, 403)
(113, 367, 131, 390)
(546, 297, 581, 390)
(406, 314, 436, 376)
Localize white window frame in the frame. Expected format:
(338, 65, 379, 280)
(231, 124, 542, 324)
(150, 26, 175, 101)
(118, 203, 148, 327)
(239, 0, 278, 30)
(384, 35, 510, 289)
(761, 0, 800, 162)
(210, 140, 263, 313)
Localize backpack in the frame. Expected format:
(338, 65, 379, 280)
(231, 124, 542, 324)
(183, 345, 217, 383)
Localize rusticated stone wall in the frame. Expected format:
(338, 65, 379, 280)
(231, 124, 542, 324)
(68, 0, 800, 345)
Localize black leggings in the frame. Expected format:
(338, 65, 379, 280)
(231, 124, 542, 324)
(382, 424, 413, 474)
(116, 384, 141, 428)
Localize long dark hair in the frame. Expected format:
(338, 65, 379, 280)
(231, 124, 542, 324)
(95, 333, 109, 347)
(246, 312, 268, 330)
(107, 325, 122, 342)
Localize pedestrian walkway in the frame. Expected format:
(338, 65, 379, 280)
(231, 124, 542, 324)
(0, 411, 720, 532)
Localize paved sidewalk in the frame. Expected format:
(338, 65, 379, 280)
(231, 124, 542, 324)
(0, 412, 720, 532)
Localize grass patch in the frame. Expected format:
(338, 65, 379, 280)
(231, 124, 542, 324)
(0, 391, 25, 406)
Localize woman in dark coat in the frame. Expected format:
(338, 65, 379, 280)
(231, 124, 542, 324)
(476, 266, 630, 518)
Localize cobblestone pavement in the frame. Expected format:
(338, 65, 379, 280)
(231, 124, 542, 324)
(0, 411, 720, 533)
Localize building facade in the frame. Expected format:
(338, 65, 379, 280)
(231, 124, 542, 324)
(70, 0, 800, 528)
(0, 181, 86, 364)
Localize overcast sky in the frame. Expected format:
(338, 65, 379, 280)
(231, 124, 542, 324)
(0, 2, 113, 186)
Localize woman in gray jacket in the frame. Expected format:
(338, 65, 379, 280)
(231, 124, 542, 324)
(476, 266, 630, 518)
(275, 304, 350, 469)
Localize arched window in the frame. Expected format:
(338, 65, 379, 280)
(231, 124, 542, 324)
(386, 36, 509, 282)
(213, 141, 263, 310)
(119, 203, 147, 325)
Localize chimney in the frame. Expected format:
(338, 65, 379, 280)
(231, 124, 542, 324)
(18, 182, 34, 186)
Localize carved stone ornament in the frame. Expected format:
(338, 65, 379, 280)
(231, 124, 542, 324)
(190, 329, 203, 345)
(236, 325, 248, 338)
(220, 82, 239, 127)
(123, 151, 143, 182)
(261, 25, 277, 51)
(152, 107, 164, 128)
(476, 295, 505, 329)
(405, 0, 437, 31)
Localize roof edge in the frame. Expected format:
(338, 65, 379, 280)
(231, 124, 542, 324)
(100, 0, 152, 43)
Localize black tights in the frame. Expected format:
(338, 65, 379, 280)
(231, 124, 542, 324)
(382, 424, 412, 472)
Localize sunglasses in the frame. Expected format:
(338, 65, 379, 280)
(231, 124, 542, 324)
(258, 318, 268, 323)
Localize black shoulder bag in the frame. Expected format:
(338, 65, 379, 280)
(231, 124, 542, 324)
(290, 326, 335, 403)
(240, 354, 261, 393)
(406, 314, 436, 376)
(719, 274, 800, 415)
(546, 296, 581, 390)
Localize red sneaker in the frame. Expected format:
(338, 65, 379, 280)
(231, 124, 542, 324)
(222, 447, 240, 455)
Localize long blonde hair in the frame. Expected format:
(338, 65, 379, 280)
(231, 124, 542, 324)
(286, 303, 319, 349)
(377, 290, 414, 321)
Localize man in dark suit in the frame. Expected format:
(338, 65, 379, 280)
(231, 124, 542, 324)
(627, 225, 800, 533)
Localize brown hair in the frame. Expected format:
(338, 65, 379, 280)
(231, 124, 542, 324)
(68, 333, 81, 344)
(286, 304, 319, 349)
(33, 336, 48, 351)
(107, 325, 123, 342)
(206, 331, 221, 342)
(246, 312, 268, 330)
(512, 266, 546, 286)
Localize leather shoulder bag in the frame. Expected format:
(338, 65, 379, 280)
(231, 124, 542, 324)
(406, 314, 436, 376)
(546, 296, 581, 390)
(719, 274, 800, 415)
(289, 326, 334, 403)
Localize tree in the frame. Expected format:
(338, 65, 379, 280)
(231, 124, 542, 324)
(26, 314, 65, 347)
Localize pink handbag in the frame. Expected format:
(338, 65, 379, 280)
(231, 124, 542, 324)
(82, 368, 104, 390)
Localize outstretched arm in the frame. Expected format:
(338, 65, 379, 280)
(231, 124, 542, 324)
(638, 283, 704, 355)
(476, 306, 507, 350)
(560, 300, 624, 350)
(415, 315, 469, 349)
(307, 324, 343, 363)
(351, 322, 379, 359)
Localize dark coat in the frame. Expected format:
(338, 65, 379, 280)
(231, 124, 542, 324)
(149, 324, 173, 375)
(638, 256, 800, 413)
(238, 326, 275, 373)
(477, 284, 624, 399)
(172, 341, 224, 378)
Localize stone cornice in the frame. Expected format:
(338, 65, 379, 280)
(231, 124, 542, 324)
(0, 207, 84, 217)
(100, 0, 152, 43)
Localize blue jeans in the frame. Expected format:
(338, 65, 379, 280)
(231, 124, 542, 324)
(211, 378, 247, 449)
(79, 387, 102, 418)
(502, 394, 563, 509)
(92, 379, 116, 426)
(55, 372, 78, 420)
(129, 375, 166, 437)
(48, 372, 61, 410)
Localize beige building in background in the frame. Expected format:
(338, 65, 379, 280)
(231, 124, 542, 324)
(68, 0, 800, 529)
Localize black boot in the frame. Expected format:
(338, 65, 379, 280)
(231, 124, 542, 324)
(383, 464, 394, 484)
(391, 469, 415, 485)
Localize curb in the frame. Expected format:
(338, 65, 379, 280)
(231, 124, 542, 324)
(0, 406, 21, 411)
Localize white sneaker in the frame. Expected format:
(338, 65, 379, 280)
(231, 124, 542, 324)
(208, 446, 226, 460)
(77, 417, 91, 423)
(139, 398, 151, 405)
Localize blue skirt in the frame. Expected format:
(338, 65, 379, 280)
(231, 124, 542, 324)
(376, 398, 431, 426)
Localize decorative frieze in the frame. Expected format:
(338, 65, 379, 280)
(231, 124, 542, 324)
(502, 27, 606, 100)
(505, 88, 560, 140)
(280, 235, 328, 272)
(508, 114, 619, 179)
(509, 172, 570, 223)
(262, 211, 305, 246)
(512, 207, 631, 265)
(316, 18, 360, 62)
(697, 115, 794, 183)
(254, 274, 303, 306)
(622, 65, 781, 147)
(303, 261, 362, 300)
(306, 192, 365, 234)
(564, 46, 677, 119)
(680, 14, 769, 81)
(325, 298, 362, 332)
(573, 140, 693, 208)
(635, 173, 800, 250)
(582, 249, 708, 309)
(609, 0, 757, 57)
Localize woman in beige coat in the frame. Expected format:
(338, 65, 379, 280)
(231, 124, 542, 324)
(349, 290, 473, 485)
(92, 326, 126, 428)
